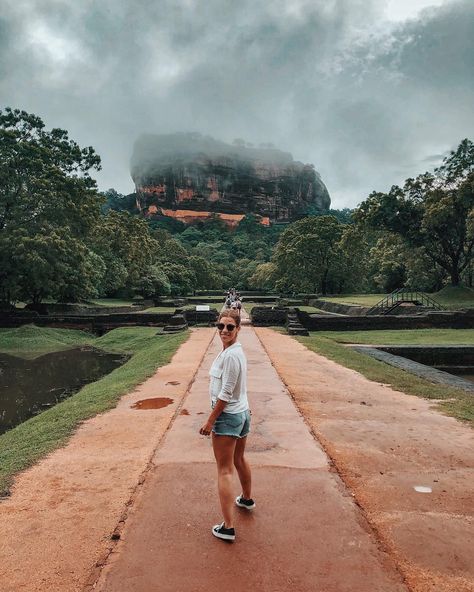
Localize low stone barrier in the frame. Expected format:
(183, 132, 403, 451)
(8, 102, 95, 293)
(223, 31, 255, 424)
(0, 311, 175, 333)
(250, 307, 288, 326)
(184, 308, 219, 326)
(296, 310, 474, 331)
(378, 345, 474, 366)
(25, 301, 155, 315)
(353, 346, 474, 394)
(308, 299, 371, 315)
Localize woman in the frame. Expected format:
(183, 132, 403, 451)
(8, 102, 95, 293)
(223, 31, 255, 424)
(199, 309, 254, 542)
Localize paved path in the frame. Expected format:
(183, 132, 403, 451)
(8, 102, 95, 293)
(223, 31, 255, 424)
(0, 329, 215, 592)
(96, 326, 407, 592)
(255, 328, 474, 592)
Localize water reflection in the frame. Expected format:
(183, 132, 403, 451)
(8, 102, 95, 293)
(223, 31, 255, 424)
(0, 348, 127, 434)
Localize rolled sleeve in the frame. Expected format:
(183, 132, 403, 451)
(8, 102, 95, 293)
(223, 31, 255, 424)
(217, 354, 240, 403)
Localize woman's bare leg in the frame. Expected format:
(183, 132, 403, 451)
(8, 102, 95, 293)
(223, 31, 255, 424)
(234, 436, 252, 499)
(212, 434, 237, 528)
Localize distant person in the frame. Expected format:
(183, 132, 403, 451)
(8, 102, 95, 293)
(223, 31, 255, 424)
(199, 309, 254, 542)
(225, 297, 232, 309)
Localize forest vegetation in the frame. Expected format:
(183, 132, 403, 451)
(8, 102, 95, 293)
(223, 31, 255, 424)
(1, 107, 473, 307)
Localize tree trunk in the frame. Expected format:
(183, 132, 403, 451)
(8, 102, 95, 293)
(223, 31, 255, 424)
(321, 268, 329, 295)
(450, 268, 461, 286)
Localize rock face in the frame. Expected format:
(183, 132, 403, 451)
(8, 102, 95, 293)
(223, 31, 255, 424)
(130, 134, 330, 225)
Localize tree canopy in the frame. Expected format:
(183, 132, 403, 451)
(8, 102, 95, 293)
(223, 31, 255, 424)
(354, 140, 474, 286)
(2, 106, 472, 305)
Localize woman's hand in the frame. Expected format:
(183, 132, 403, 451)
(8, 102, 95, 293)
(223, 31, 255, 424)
(199, 421, 213, 436)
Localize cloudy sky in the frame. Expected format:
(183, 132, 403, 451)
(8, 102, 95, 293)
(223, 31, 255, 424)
(1, 0, 473, 207)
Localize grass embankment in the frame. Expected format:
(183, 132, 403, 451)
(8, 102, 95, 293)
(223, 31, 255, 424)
(434, 286, 474, 309)
(316, 328, 474, 345)
(0, 325, 188, 496)
(89, 299, 137, 307)
(297, 305, 330, 313)
(244, 303, 325, 314)
(0, 326, 94, 359)
(138, 306, 177, 313)
(297, 329, 474, 425)
(318, 294, 386, 306)
(319, 286, 474, 309)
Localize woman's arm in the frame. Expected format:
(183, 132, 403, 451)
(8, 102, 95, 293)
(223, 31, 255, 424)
(199, 399, 227, 436)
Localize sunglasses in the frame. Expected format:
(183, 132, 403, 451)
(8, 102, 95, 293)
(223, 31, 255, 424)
(216, 322, 237, 332)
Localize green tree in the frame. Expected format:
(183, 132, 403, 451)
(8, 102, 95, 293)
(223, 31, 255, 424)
(248, 262, 277, 290)
(0, 108, 103, 304)
(189, 256, 220, 290)
(161, 263, 195, 295)
(335, 224, 370, 293)
(367, 233, 408, 293)
(273, 216, 344, 294)
(0, 108, 101, 236)
(136, 265, 171, 298)
(91, 211, 157, 295)
(355, 139, 474, 286)
(12, 227, 105, 303)
(101, 188, 137, 214)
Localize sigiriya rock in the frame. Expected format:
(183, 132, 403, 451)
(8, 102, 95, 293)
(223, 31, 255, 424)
(130, 133, 331, 226)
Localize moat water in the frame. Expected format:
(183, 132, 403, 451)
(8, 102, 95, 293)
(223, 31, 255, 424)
(0, 348, 127, 434)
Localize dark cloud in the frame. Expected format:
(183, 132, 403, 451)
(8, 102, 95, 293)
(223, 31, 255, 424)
(0, 0, 472, 207)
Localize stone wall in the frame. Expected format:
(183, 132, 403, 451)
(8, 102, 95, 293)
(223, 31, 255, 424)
(0, 311, 175, 333)
(296, 310, 474, 331)
(250, 307, 288, 326)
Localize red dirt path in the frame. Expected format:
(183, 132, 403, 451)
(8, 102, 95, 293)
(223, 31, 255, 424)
(255, 328, 474, 592)
(0, 325, 472, 591)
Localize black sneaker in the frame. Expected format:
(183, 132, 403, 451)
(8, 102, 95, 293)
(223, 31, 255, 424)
(235, 495, 256, 510)
(212, 522, 235, 541)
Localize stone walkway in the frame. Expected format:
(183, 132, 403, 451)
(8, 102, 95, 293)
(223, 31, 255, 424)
(95, 326, 407, 592)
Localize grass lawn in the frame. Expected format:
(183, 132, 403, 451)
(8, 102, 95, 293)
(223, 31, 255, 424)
(187, 296, 225, 303)
(142, 303, 225, 314)
(297, 305, 331, 313)
(0, 325, 188, 496)
(318, 286, 474, 309)
(244, 303, 325, 314)
(0, 326, 94, 359)
(298, 331, 474, 425)
(87, 299, 138, 307)
(434, 286, 474, 309)
(138, 306, 177, 313)
(316, 328, 474, 345)
(318, 294, 386, 306)
(242, 302, 259, 314)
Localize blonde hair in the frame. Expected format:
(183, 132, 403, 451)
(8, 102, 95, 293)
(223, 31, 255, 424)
(218, 309, 241, 326)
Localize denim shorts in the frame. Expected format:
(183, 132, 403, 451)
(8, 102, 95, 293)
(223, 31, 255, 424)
(212, 410, 251, 439)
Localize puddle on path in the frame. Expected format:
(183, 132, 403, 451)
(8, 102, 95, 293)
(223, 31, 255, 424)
(131, 397, 174, 410)
(414, 486, 432, 493)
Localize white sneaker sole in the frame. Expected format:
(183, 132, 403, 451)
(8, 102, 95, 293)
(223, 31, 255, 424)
(212, 525, 235, 541)
(235, 497, 256, 510)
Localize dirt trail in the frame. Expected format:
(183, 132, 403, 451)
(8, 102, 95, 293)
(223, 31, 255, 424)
(255, 328, 474, 592)
(95, 326, 407, 592)
(0, 328, 214, 592)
